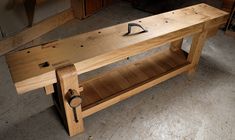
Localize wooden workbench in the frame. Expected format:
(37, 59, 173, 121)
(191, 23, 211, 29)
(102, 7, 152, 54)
(6, 3, 228, 136)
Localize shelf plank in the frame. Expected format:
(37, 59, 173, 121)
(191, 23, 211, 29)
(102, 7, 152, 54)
(6, 3, 228, 94)
(81, 49, 190, 117)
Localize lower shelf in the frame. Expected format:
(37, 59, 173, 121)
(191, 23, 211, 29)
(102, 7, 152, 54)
(80, 49, 191, 117)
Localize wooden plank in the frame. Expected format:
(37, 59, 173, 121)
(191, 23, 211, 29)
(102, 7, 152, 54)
(81, 83, 102, 107)
(82, 64, 191, 118)
(80, 49, 188, 111)
(0, 9, 74, 56)
(56, 65, 84, 136)
(6, 4, 228, 94)
(81, 49, 191, 117)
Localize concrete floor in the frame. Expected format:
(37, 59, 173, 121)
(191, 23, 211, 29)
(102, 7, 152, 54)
(0, 1, 235, 140)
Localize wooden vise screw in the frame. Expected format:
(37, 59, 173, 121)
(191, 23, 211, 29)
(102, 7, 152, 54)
(67, 89, 82, 123)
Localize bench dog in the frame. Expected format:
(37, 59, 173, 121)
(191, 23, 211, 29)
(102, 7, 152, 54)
(6, 3, 228, 136)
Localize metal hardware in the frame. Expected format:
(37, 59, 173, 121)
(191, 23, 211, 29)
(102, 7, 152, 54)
(123, 23, 148, 36)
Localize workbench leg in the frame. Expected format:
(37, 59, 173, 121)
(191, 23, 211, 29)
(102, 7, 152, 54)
(170, 38, 183, 51)
(187, 31, 208, 75)
(54, 65, 84, 136)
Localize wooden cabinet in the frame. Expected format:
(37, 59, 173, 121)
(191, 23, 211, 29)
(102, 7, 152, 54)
(72, 0, 112, 19)
(85, 0, 103, 16)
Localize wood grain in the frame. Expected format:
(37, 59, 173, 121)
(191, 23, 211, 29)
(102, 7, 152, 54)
(56, 65, 84, 136)
(6, 4, 228, 94)
(170, 38, 183, 51)
(0, 9, 74, 56)
(187, 30, 208, 74)
(80, 49, 190, 117)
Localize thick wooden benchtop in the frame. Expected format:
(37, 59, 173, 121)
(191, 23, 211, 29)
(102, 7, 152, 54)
(6, 3, 228, 94)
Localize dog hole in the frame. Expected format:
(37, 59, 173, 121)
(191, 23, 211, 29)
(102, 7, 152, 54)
(98, 31, 101, 34)
(27, 51, 30, 53)
(39, 62, 50, 68)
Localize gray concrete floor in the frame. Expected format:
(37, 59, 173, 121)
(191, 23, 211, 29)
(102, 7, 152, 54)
(0, 1, 235, 140)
